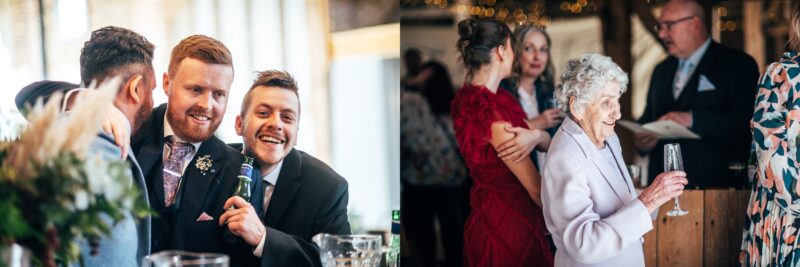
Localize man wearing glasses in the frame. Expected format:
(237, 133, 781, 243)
(635, 0, 759, 188)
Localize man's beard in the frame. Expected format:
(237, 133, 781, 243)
(166, 105, 221, 143)
(131, 104, 152, 135)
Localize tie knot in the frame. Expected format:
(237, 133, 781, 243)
(679, 60, 693, 71)
(165, 135, 194, 160)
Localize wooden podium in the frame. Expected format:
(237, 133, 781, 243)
(643, 189, 751, 267)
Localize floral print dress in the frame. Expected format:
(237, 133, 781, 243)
(741, 52, 800, 266)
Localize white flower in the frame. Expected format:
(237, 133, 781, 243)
(74, 190, 89, 210)
(85, 155, 112, 195)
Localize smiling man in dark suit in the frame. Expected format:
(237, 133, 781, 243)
(220, 70, 350, 267)
(131, 35, 243, 254)
(635, 0, 759, 188)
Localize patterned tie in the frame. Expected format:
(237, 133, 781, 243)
(262, 180, 275, 214)
(673, 60, 693, 99)
(163, 135, 195, 207)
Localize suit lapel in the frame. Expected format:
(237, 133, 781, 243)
(173, 138, 225, 243)
(127, 151, 149, 209)
(658, 59, 680, 115)
(126, 149, 151, 256)
(606, 135, 636, 199)
(563, 117, 630, 205)
(263, 149, 301, 227)
(133, 104, 167, 205)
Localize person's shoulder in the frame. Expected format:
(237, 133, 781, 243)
(202, 136, 244, 168)
(548, 128, 583, 157)
(712, 42, 757, 65)
(208, 137, 242, 155)
(422, 60, 446, 71)
(547, 119, 594, 161)
(89, 132, 125, 161)
(295, 150, 347, 186)
(763, 54, 800, 83)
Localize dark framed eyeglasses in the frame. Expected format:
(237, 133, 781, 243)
(654, 16, 695, 32)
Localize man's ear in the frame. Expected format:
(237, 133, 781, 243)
(162, 72, 170, 96)
(126, 75, 144, 104)
(235, 115, 244, 136)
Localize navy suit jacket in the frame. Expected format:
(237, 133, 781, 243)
(224, 147, 351, 267)
(131, 103, 242, 253)
(638, 41, 759, 188)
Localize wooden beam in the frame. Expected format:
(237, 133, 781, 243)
(633, 0, 666, 51)
(743, 1, 765, 72)
(599, 0, 635, 163)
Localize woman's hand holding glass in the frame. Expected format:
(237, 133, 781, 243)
(637, 170, 688, 214)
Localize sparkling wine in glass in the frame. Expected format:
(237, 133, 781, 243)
(664, 143, 688, 216)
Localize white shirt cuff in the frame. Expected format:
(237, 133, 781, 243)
(252, 229, 267, 257)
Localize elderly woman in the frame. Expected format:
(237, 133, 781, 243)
(541, 54, 688, 266)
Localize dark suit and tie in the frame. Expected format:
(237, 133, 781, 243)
(132, 103, 242, 253)
(224, 147, 350, 267)
(638, 40, 759, 188)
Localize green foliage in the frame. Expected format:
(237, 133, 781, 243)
(0, 146, 151, 266)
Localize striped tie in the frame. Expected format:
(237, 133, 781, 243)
(163, 135, 194, 207)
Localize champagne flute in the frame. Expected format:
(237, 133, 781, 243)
(664, 143, 688, 216)
(627, 164, 642, 188)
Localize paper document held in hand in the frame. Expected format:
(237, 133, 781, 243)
(617, 120, 700, 139)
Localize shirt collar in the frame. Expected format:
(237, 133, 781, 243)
(163, 111, 202, 151)
(683, 37, 711, 67)
(261, 160, 283, 185)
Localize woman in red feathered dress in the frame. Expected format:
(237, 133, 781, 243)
(450, 18, 554, 267)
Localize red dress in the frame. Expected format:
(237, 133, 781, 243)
(451, 83, 553, 267)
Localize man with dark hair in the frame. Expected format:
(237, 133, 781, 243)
(220, 70, 350, 267)
(79, 25, 156, 267)
(130, 34, 243, 254)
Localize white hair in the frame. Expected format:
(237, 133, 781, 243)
(555, 53, 628, 115)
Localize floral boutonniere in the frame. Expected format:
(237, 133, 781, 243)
(195, 155, 214, 175)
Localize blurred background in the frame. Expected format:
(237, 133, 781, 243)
(401, 0, 794, 266)
(0, 0, 399, 235)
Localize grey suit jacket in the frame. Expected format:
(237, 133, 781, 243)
(542, 117, 652, 267)
(79, 133, 151, 267)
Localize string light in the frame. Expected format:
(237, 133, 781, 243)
(403, 0, 604, 26)
(716, 6, 727, 17)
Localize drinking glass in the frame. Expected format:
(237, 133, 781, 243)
(627, 164, 641, 188)
(313, 234, 383, 267)
(142, 250, 228, 267)
(664, 143, 688, 216)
